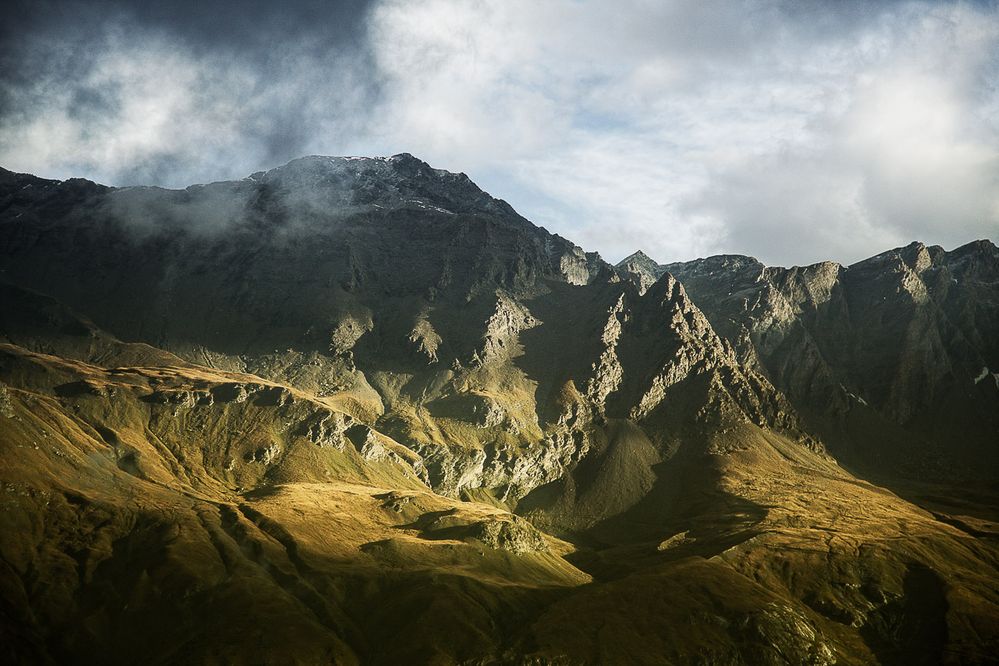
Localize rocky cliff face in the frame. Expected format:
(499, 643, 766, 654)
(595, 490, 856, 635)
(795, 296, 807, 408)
(616, 249, 667, 295)
(660, 241, 999, 482)
(1, 158, 998, 664)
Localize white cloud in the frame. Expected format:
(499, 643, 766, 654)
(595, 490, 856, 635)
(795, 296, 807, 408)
(0, 19, 374, 187)
(365, 0, 999, 265)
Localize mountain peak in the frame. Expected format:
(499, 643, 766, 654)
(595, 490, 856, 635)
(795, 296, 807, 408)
(617, 249, 659, 267)
(238, 153, 527, 223)
(952, 238, 998, 256)
(615, 250, 668, 295)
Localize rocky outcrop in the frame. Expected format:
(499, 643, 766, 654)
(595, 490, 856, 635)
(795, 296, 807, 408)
(408, 311, 442, 363)
(476, 292, 540, 365)
(616, 249, 667, 295)
(585, 294, 627, 407)
(467, 516, 549, 553)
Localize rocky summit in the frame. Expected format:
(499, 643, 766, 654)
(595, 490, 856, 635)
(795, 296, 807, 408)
(0, 155, 997, 665)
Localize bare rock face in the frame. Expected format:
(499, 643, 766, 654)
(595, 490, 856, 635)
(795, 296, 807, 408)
(407, 311, 442, 363)
(585, 294, 627, 407)
(616, 249, 667, 295)
(328, 311, 373, 356)
(477, 292, 540, 364)
(664, 240, 999, 482)
(299, 408, 353, 450)
(467, 516, 549, 554)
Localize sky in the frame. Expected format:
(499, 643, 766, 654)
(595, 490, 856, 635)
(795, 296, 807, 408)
(1, 0, 997, 266)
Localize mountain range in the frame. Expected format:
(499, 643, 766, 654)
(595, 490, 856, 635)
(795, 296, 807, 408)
(0, 154, 997, 664)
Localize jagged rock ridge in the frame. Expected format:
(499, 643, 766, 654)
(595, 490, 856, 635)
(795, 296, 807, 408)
(658, 240, 999, 482)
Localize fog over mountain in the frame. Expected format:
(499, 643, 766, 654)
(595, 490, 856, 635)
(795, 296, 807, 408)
(1, 0, 997, 265)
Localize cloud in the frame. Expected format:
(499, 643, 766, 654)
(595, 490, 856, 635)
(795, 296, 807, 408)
(0, 1, 379, 187)
(0, 0, 996, 265)
(364, 0, 999, 265)
(689, 2, 999, 265)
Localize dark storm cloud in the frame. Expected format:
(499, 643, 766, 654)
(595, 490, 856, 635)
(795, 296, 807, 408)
(0, 0, 380, 186)
(0, 0, 375, 61)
